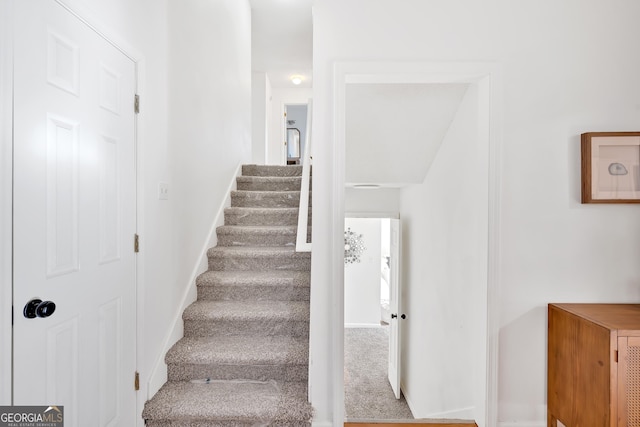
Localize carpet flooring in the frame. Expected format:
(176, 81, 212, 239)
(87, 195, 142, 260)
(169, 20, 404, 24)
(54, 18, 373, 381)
(344, 327, 414, 420)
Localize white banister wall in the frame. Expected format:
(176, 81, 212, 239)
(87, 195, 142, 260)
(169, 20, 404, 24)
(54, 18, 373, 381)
(296, 99, 313, 252)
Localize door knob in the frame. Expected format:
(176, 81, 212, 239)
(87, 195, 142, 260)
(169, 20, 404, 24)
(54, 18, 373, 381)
(23, 299, 56, 319)
(390, 313, 406, 320)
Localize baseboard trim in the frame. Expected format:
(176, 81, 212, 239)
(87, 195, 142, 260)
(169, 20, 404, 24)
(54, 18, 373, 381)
(403, 385, 474, 421)
(146, 162, 242, 399)
(344, 323, 384, 328)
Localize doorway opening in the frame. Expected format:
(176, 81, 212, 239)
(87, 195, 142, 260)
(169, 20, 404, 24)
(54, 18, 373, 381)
(344, 217, 413, 421)
(325, 61, 503, 427)
(284, 103, 308, 165)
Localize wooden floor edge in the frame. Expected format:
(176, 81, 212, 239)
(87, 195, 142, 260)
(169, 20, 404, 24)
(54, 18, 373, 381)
(345, 423, 478, 427)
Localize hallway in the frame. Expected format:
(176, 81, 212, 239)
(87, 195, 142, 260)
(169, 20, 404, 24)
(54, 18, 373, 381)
(344, 327, 414, 420)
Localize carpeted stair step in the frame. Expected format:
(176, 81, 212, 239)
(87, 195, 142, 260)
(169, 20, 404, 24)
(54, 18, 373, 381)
(224, 207, 311, 227)
(196, 270, 310, 301)
(236, 176, 309, 192)
(231, 190, 312, 208)
(142, 381, 312, 427)
(242, 164, 303, 177)
(183, 300, 309, 337)
(207, 246, 311, 271)
(216, 225, 312, 247)
(166, 335, 309, 382)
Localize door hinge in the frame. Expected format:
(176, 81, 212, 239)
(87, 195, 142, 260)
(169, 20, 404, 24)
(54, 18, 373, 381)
(615, 350, 619, 363)
(134, 371, 140, 391)
(134, 94, 140, 114)
(11, 305, 14, 325)
(134, 234, 140, 253)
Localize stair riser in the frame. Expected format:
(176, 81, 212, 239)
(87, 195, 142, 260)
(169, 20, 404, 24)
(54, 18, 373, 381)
(184, 320, 309, 338)
(236, 181, 305, 192)
(208, 256, 311, 272)
(242, 165, 303, 177)
(167, 363, 308, 383)
(217, 233, 296, 247)
(230, 193, 312, 208)
(197, 285, 310, 301)
(216, 230, 311, 247)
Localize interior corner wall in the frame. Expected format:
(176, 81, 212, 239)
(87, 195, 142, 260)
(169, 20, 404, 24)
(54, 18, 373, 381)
(398, 84, 480, 419)
(344, 218, 383, 326)
(252, 72, 270, 164)
(268, 87, 312, 165)
(313, 0, 640, 424)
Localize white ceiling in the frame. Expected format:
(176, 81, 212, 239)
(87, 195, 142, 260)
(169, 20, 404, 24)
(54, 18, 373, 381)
(345, 83, 470, 187)
(249, 0, 313, 88)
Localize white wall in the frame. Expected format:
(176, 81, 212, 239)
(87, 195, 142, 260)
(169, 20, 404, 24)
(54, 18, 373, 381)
(344, 218, 382, 326)
(313, 0, 640, 425)
(0, 0, 12, 405)
(165, 0, 252, 393)
(268, 87, 312, 165)
(345, 188, 400, 216)
(252, 72, 272, 164)
(398, 84, 482, 419)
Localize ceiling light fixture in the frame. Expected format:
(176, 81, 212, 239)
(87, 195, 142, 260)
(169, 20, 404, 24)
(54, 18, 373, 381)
(290, 75, 303, 85)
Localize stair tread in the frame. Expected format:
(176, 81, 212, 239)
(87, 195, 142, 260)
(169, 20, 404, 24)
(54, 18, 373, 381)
(183, 300, 309, 321)
(197, 270, 310, 287)
(241, 165, 303, 177)
(142, 381, 312, 422)
(225, 206, 300, 213)
(166, 335, 308, 365)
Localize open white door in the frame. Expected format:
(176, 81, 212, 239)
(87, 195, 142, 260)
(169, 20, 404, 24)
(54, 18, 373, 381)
(282, 105, 288, 165)
(388, 218, 402, 399)
(12, 1, 137, 425)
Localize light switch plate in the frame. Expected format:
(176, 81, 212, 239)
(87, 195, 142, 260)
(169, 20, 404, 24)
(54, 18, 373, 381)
(158, 182, 169, 200)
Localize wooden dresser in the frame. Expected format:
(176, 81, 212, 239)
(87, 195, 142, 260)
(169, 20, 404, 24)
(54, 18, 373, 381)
(548, 304, 640, 427)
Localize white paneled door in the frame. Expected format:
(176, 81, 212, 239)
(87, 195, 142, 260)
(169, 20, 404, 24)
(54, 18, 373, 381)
(388, 218, 402, 399)
(13, 1, 137, 426)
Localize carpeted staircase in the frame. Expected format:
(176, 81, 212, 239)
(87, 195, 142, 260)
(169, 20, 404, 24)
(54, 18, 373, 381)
(143, 165, 313, 427)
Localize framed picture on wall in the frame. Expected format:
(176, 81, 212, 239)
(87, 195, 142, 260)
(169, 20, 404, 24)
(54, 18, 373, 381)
(581, 132, 640, 203)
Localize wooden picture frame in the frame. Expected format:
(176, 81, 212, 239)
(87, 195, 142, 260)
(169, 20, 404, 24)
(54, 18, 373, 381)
(581, 132, 640, 203)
